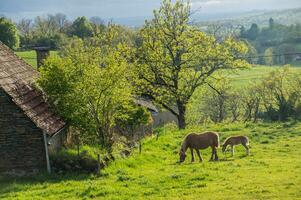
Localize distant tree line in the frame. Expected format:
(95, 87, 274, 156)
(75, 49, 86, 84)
(240, 18, 301, 65)
(188, 66, 301, 124)
(0, 14, 110, 49)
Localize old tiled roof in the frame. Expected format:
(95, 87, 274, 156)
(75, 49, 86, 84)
(0, 41, 66, 136)
(134, 98, 158, 113)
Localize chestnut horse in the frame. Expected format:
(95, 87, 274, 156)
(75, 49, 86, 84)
(222, 136, 250, 156)
(179, 131, 219, 163)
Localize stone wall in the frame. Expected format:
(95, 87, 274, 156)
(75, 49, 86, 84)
(0, 89, 46, 175)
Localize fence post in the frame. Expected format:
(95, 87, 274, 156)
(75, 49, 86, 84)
(97, 154, 101, 174)
(139, 142, 142, 154)
(139, 126, 145, 154)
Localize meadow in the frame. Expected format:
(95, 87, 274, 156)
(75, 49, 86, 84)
(15, 50, 301, 86)
(228, 65, 301, 86)
(1, 121, 301, 199)
(4, 51, 300, 199)
(4, 1, 301, 198)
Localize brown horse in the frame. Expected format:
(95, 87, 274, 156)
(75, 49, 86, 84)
(222, 136, 250, 156)
(179, 131, 219, 163)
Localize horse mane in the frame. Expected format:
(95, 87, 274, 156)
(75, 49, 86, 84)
(223, 135, 249, 146)
(222, 137, 230, 146)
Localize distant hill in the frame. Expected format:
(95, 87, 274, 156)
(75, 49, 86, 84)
(195, 7, 301, 28)
(104, 8, 301, 27)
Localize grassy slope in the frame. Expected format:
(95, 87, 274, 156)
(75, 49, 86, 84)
(15, 50, 301, 86)
(229, 65, 301, 87)
(1, 122, 301, 199)
(7, 51, 301, 199)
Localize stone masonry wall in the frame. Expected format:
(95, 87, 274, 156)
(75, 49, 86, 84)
(0, 89, 46, 175)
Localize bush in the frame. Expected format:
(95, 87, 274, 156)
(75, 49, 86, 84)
(0, 17, 19, 49)
(259, 66, 301, 121)
(31, 33, 67, 49)
(50, 149, 101, 174)
(187, 66, 301, 125)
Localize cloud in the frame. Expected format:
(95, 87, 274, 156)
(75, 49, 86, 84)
(191, 0, 222, 6)
(1, 0, 301, 22)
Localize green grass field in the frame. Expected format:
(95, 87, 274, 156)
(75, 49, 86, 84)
(229, 65, 301, 87)
(1, 122, 301, 199)
(5, 51, 301, 199)
(15, 51, 58, 69)
(15, 50, 301, 87)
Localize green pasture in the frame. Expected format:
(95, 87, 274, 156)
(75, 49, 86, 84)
(5, 50, 301, 199)
(229, 65, 301, 87)
(1, 122, 301, 199)
(15, 50, 301, 87)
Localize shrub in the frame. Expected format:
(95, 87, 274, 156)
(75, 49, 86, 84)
(50, 149, 101, 174)
(0, 17, 19, 49)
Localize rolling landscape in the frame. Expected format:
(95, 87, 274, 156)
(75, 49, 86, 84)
(1, 122, 301, 199)
(196, 7, 301, 28)
(1, 0, 301, 199)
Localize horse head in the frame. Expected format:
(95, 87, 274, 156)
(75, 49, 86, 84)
(179, 148, 186, 163)
(222, 143, 227, 153)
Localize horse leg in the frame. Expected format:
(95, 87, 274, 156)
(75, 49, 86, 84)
(214, 147, 219, 161)
(242, 143, 250, 155)
(231, 145, 234, 157)
(196, 149, 203, 162)
(210, 146, 214, 161)
(190, 148, 195, 163)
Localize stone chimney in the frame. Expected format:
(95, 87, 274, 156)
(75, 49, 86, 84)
(34, 47, 51, 69)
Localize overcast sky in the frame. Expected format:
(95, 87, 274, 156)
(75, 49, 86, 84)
(1, 0, 301, 22)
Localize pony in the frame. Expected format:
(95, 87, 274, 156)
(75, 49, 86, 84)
(179, 131, 219, 163)
(222, 136, 250, 156)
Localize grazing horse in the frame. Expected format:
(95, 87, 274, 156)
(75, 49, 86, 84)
(222, 136, 250, 156)
(179, 131, 220, 163)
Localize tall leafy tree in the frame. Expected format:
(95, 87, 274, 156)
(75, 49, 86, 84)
(247, 23, 259, 40)
(38, 35, 133, 152)
(0, 17, 20, 49)
(69, 16, 93, 39)
(89, 16, 106, 36)
(245, 41, 259, 64)
(264, 47, 274, 65)
(34, 15, 59, 37)
(269, 18, 275, 29)
(17, 18, 32, 47)
(54, 13, 68, 32)
(134, 0, 249, 129)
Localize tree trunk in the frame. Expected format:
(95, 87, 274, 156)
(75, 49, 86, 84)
(218, 100, 224, 123)
(177, 102, 186, 129)
(244, 104, 252, 123)
(98, 127, 105, 148)
(253, 100, 260, 123)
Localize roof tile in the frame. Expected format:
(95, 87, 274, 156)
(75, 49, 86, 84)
(0, 41, 66, 136)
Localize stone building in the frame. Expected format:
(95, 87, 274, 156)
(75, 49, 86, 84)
(135, 97, 178, 127)
(0, 41, 67, 175)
